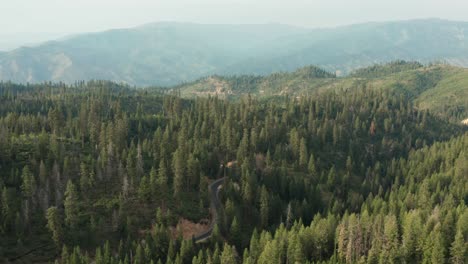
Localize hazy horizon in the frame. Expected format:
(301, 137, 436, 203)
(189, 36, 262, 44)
(2, 0, 468, 50)
(1, 17, 467, 52)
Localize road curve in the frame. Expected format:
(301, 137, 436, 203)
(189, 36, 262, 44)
(193, 176, 225, 243)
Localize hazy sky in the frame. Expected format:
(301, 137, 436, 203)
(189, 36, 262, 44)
(1, 0, 467, 50)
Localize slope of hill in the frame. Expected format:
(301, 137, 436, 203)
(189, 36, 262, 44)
(349, 60, 424, 78)
(1, 19, 468, 86)
(415, 67, 468, 120)
(352, 64, 468, 121)
(175, 65, 339, 98)
(174, 63, 468, 122)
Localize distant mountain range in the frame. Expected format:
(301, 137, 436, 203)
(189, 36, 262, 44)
(1, 19, 468, 86)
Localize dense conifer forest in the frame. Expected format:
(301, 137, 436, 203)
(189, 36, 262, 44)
(0, 64, 467, 263)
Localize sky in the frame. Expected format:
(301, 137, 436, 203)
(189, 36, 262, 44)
(1, 0, 467, 50)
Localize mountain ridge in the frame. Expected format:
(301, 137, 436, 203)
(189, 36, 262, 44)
(1, 19, 468, 86)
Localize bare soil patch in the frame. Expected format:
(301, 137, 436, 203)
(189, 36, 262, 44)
(170, 218, 210, 239)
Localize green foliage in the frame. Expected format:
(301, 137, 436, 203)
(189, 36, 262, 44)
(0, 73, 466, 263)
(65, 180, 79, 229)
(177, 63, 468, 123)
(220, 243, 237, 264)
(350, 60, 423, 78)
(20, 166, 35, 198)
(450, 230, 467, 264)
(46, 206, 63, 247)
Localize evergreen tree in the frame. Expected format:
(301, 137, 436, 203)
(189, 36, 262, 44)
(259, 186, 269, 229)
(450, 230, 466, 264)
(230, 216, 241, 250)
(149, 166, 158, 195)
(298, 137, 308, 169)
(308, 153, 317, 177)
(158, 158, 169, 203)
(172, 149, 185, 197)
(287, 233, 304, 264)
(220, 243, 237, 264)
(431, 230, 446, 264)
(64, 180, 79, 229)
(46, 206, 63, 247)
(21, 166, 36, 199)
(79, 162, 89, 191)
(1, 187, 10, 230)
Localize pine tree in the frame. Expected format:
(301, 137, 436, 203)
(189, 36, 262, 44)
(149, 166, 158, 195)
(186, 154, 200, 189)
(450, 230, 466, 264)
(64, 180, 79, 229)
(241, 166, 255, 204)
(289, 128, 300, 159)
(39, 160, 47, 184)
(61, 245, 69, 263)
(172, 149, 185, 197)
(259, 186, 269, 229)
(337, 217, 349, 262)
(380, 214, 399, 263)
(136, 143, 144, 179)
(138, 176, 151, 201)
(298, 137, 308, 169)
(230, 216, 241, 250)
(155, 207, 164, 225)
(220, 243, 237, 264)
(258, 240, 279, 264)
(46, 206, 63, 246)
(248, 229, 260, 263)
(308, 153, 317, 177)
(1, 187, 10, 229)
(134, 243, 145, 264)
(95, 247, 103, 264)
(402, 210, 423, 262)
(327, 166, 336, 189)
(237, 129, 249, 164)
(193, 249, 205, 264)
(431, 230, 445, 264)
(287, 233, 304, 264)
(21, 165, 36, 199)
(79, 162, 89, 191)
(158, 158, 169, 202)
(212, 243, 221, 264)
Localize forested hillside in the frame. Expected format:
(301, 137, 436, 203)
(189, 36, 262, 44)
(0, 68, 466, 263)
(176, 62, 468, 123)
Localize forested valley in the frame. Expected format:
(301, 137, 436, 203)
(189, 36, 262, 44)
(0, 64, 467, 263)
